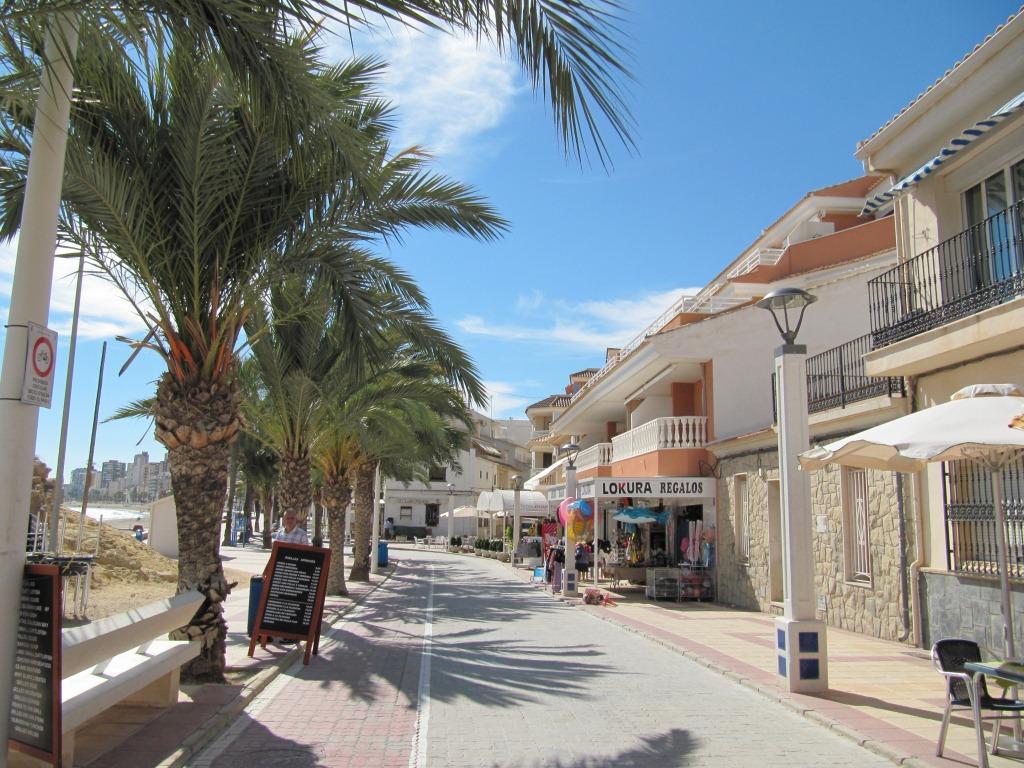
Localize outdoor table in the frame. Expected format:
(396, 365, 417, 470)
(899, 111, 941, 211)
(963, 660, 1024, 768)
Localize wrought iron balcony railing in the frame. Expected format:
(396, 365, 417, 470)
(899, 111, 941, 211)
(770, 334, 904, 421)
(868, 199, 1024, 348)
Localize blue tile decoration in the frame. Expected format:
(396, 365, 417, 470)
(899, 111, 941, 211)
(798, 631, 819, 653)
(777, 629, 786, 651)
(778, 655, 787, 677)
(799, 659, 820, 680)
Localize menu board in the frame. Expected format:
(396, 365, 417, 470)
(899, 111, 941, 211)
(8, 564, 61, 765)
(248, 542, 331, 664)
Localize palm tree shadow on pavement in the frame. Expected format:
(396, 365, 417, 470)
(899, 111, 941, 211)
(197, 717, 322, 768)
(296, 559, 621, 708)
(489, 728, 697, 768)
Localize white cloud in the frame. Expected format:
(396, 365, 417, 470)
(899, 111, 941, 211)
(0, 236, 151, 341)
(482, 380, 532, 418)
(458, 287, 703, 352)
(323, 24, 520, 161)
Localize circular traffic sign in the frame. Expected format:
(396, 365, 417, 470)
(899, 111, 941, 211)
(32, 335, 54, 379)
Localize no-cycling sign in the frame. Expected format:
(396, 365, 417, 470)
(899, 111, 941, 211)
(21, 322, 57, 408)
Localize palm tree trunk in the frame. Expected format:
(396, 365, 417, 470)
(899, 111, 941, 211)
(221, 443, 238, 546)
(155, 373, 240, 683)
(349, 462, 375, 582)
(278, 449, 312, 526)
(262, 490, 273, 549)
(324, 475, 351, 595)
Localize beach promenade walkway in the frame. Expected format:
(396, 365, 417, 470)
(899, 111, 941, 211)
(69, 545, 1016, 767)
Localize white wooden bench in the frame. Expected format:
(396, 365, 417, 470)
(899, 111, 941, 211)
(60, 590, 204, 765)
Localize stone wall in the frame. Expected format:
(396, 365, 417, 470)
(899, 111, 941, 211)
(811, 464, 911, 640)
(716, 451, 915, 642)
(715, 453, 771, 611)
(921, 570, 1024, 655)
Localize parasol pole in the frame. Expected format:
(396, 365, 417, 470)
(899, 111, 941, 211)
(991, 462, 1016, 659)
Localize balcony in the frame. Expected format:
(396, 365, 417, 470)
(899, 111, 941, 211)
(576, 442, 612, 471)
(771, 335, 904, 420)
(868, 200, 1024, 349)
(611, 416, 708, 462)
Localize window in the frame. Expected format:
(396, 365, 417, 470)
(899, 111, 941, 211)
(734, 475, 749, 563)
(963, 158, 1024, 286)
(428, 466, 447, 483)
(944, 457, 1024, 577)
(425, 503, 440, 527)
(399, 506, 413, 520)
(843, 469, 870, 583)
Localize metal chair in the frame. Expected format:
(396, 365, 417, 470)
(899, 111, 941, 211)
(932, 638, 1024, 757)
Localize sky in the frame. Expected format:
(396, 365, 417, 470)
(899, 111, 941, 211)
(0, 0, 1020, 474)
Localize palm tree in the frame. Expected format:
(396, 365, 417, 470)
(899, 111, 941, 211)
(333, 348, 479, 581)
(1, 29, 502, 679)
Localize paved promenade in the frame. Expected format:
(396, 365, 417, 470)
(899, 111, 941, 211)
(192, 548, 890, 768)
(78, 545, 1018, 767)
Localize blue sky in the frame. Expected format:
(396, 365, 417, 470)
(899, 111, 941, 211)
(1, 0, 1019, 473)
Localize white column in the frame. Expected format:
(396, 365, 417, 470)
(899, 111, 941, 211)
(563, 466, 578, 596)
(774, 344, 828, 692)
(370, 463, 381, 574)
(446, 486, 456, 544)
(512, 481, 521, 564)
(0, 14, 79, 757)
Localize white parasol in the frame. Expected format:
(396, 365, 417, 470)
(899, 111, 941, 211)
(800, 383, 1024, 657)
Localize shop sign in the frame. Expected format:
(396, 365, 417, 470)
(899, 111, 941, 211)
(595, 476, 714, 499)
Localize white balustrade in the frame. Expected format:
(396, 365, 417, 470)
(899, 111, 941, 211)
(611, 416, 707, 462)
(576, 442, 613, 471)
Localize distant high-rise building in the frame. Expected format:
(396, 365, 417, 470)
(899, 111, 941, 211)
(69, 467, 89, 498)
(99, 460, 126, 491)
(130, 452, 149, 489)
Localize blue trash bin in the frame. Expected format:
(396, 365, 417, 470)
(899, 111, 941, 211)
(247, 575, 264, 636)
(377, 540, 389, 567)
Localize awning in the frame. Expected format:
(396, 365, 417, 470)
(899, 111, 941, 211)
(475, 489, 551, 516)
(612, 506, 670, 525)
(861, 89, 1024, 216)
(439, 505, 480, 519)
(523, 456, 567, 491)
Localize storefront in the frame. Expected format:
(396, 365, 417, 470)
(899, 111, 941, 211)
(547, 475, 717, 598)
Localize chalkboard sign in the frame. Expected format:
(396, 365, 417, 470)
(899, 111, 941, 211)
(248, 542, 331, 664)
(8, 564, 61, 765)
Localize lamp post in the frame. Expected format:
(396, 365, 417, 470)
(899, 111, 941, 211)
(561, 442, 581, 597)
(447, 482, 456, 545)
(756, 287, 827, 693)
(511, 475, 522, 565)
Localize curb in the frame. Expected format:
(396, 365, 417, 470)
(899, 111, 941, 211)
(154, 564, 399, 768)
(578, 604, 918, 768)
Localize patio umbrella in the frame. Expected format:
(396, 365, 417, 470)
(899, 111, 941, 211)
(799, 383, 1024, 658)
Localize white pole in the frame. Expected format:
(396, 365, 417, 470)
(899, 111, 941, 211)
(593, 495, 599, 587)
(0, 14, 79, 756)
(774, 343, 828, 692)
(991, 466, 1016, 659)
(370, 463, 381, 574)
(512, 480, 521, 565)
(447, 483, 455, 544)
(563, 465, 578, 596)
(50, 254, 85, 552)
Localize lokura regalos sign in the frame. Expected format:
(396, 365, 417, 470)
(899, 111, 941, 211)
(595, 477, 713, 499)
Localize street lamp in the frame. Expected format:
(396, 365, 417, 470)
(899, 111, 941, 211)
(755, 287, 827, 693)
(561, 442, 581, 597)
(511, 475, 522, 565)
(446, 482, 456, 545)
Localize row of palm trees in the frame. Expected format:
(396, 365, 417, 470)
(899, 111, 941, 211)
(1, 2, 632, 682)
